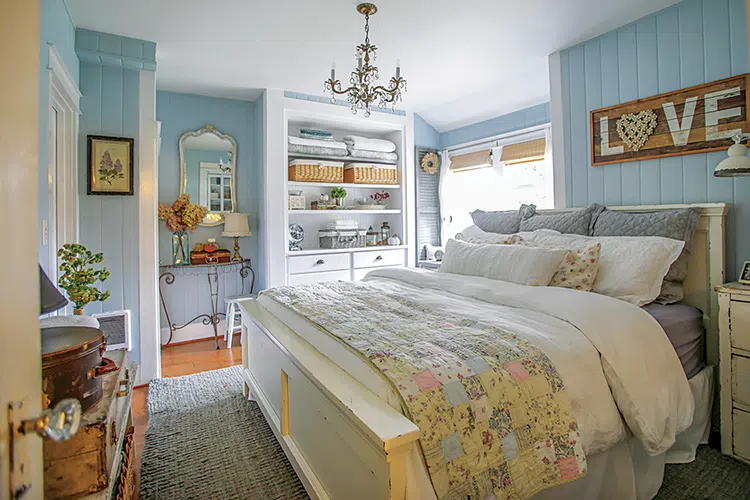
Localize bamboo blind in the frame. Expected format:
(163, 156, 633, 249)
(449, 149, 492, 172)
(500, 138, 546, 165)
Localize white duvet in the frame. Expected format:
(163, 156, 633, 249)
(260, 268, 694, 457)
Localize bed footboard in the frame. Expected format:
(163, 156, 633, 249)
(238, 298, 421, 500)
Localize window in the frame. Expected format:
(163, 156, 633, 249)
(440, 126, 553, 240)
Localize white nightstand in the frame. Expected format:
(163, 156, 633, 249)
(717, 282, 750, 463)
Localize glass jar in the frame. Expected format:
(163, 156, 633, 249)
(171, 231, 190, 265)
(366, 226, 379, 246)
(380, 222, 391, 245)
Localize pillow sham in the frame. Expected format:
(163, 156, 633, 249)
(439, 238, 567, 286)
(520, 203, 604, 235)
(592, 208, 700, 304)
(470, 204, 535, 234)
(525, 231, 684, 306)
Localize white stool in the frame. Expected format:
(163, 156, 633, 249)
(224, 294, 253, 348)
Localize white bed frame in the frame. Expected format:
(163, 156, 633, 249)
(238, 203, 728, 500)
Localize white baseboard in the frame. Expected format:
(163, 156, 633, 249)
(160, 321, 228, 345)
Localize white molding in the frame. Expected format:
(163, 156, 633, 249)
(264, 89, 286, 288)
(444, 123, 549, 154)
(160, 321, 227, 345)
(138, 70, 161, 384)
(548, 50, 567, 208)
(46, 43, 80, 306)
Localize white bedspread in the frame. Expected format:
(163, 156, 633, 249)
(259, 268, 694, 457)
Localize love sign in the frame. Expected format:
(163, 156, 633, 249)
(591, 74, 749, 166)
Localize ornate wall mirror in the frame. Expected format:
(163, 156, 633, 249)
(179, 124, 238, 226)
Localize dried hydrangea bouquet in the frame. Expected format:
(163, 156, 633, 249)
(158, 194, 208, 265)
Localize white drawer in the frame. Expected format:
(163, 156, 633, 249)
(352, 265, 402, 281)
(731, 300, 750, 351)
(288, 253, 349, 274)
(288, 270, 350, 286)
(734, 355, 750, 406)
(353, 249, 405, 269)
(734, 408, 750, 460)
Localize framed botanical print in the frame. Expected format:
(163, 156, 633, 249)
(87, 135, 134, 195)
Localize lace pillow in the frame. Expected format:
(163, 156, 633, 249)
(548, 242, 601, 291)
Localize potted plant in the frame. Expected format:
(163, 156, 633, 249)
(330, 187, 347, 208)
(57, 243, 111, 315)
(370, 190, 390, 206)
(158, 194, 208, 265)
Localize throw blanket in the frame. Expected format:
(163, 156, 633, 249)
(343, 134, 397, 152)
(288, 135, 348, 150)
(347, 147, 399, 162)
(263, 281, 587, 499)
(288, 143, 349, 157)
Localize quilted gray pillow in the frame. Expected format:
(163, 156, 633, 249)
(471, 205, 535, 234)
(592, 208, 700, 304)
(520, 204, 604, 235)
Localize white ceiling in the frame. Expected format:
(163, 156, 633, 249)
(67, 0, 678, 133)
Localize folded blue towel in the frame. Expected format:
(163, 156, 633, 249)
(300, 128, 333, 137)
(300, 132, 334, 141)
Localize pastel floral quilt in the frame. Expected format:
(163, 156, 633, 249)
(263, 280, 587, 499)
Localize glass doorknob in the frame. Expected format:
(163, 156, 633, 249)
(20, 398, 81, 442)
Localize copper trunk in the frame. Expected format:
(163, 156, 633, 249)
(41, 326, 118, 411)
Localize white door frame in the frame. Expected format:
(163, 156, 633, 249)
(47, 43, 81, 288)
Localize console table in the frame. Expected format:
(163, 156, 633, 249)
(159, 259, 254, 349)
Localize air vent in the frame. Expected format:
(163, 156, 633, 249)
(92, 310, 131, 351)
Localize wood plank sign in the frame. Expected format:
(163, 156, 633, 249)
(591, 74, 749, 166)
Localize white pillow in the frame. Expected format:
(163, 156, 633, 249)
(525, 231, 684, 306)
(439, 238, 568, 286)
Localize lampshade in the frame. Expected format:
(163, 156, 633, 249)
(39, 264, 68, 315)
(222, 213, 252, 237)
(714, 135, 750, 177)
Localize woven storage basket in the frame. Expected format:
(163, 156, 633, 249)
(289, 160, 344, 183)
(319, 229, 367, 249)
(344, 163, 398, 185)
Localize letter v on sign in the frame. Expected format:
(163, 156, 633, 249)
(662, 97, 697, 147)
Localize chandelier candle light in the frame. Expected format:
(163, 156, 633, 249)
(222, 212, 252, 263)
(325, 3, 406, 117)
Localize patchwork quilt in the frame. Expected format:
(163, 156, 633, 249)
(263, 280, 587, 499)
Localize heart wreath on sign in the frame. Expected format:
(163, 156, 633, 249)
(616, 110, 658, 152)
(421, 152, 440, 174)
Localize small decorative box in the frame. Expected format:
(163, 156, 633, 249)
(190, 249, 231, 265)
(288, 195, 306, 210)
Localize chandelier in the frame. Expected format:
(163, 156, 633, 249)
(324, 3, 406, 117)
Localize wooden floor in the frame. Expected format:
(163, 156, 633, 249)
(132, 335, 242, 497)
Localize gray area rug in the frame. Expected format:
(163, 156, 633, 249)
(139, 366, 309, 500)
(141, 366, 750, 499)
(657, 445, 750, 499)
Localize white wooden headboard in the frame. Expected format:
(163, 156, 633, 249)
(538, 203, 729, 367)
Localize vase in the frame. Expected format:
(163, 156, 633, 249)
(335, 197, 344, 207)
(73, 307, 84, 315)
(172, 231, 190, 265)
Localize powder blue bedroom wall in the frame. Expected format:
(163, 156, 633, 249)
(439, 103, 551, 149)
(559, 0, 748, 280)
(39, 0, 79, 272)
(77, 61, 141, 361)
(156, 91, 262, 331)
(414, 113, 440, 149)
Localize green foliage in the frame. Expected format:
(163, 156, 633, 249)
(57, 243, 111, 310)
(330, 187, 347, 199)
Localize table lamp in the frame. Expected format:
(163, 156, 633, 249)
(714, 133, 750, 177)
(222, 213, 252, 262)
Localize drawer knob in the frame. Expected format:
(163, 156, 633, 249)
(375, 255, 383, 261)
(315, 259, 325, 265)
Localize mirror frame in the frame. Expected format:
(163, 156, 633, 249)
(179, 124, 238, 227)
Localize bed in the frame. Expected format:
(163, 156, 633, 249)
(238, 203, 729, 500)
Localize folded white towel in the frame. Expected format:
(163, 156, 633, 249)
(325, 220, 358, 229)
(288, 136, 347, 150)
(343, 135, 397, 153)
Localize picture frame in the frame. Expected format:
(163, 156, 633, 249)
(87, 135, 135, 195)
(741, 261, 750, 285)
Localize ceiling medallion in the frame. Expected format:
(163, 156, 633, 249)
(324, 3, 407, 118)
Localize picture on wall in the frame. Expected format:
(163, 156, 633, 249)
(590, 74, 749, 166)
(87, 135, 135, 195)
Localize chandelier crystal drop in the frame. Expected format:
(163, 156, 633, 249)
(324, 3, 406, 118)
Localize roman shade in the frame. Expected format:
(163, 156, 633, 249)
(500, 138, 546, 165)
(449, 149, 492, 172)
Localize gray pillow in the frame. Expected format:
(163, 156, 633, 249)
(470, 205, 535, 234)
(592, 208, 700, 304)
(520, 203, 604, 235)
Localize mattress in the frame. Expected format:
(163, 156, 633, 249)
(643, 302, 705, 379)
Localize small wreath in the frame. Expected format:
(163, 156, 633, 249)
(421, 152, 440, 175)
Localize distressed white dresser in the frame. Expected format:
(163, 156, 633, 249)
(718, 282, 750, 462)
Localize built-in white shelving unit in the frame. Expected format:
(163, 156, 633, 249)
(261, 94, 414, 288)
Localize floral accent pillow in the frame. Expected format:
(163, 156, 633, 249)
(548, 242, 601, 291)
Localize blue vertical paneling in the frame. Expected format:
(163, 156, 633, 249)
(78, 61, 141, 361)
(560, 0, 749, 279)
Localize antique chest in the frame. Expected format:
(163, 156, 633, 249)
(43, 349, 137, 500)
(190, 248, 231, 265)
